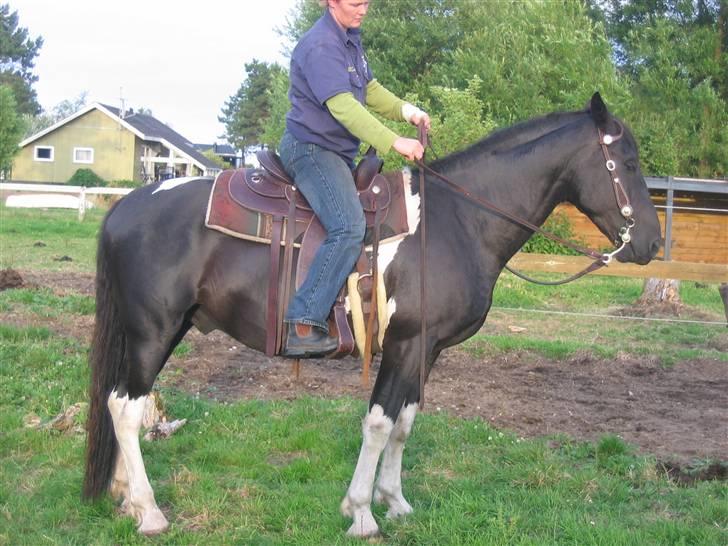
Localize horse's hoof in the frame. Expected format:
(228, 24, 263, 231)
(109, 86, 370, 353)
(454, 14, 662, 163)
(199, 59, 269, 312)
(346, 518, 380, 538)
(137, 509, 169, 536)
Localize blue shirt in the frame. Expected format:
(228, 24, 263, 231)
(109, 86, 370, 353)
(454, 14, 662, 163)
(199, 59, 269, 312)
(285, 9, 373, 164)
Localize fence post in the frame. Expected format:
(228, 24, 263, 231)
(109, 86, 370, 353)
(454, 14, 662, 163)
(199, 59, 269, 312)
(663, 176, 674, 261)
(78, 187, 86, 221)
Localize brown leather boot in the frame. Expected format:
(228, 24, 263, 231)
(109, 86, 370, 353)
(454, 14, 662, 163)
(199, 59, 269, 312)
(281, 323, 338, 358)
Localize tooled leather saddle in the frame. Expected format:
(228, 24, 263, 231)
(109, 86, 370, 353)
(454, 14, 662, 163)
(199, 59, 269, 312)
(205, 147, 410, 359)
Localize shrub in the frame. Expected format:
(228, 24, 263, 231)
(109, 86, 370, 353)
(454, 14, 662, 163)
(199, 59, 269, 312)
(520, 211, 585, 255)
(108, 179, 141, 189)
(68, 168, 106, 187)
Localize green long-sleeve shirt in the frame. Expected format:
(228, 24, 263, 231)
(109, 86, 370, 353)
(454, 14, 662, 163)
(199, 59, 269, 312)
(325, 79, 408, 154)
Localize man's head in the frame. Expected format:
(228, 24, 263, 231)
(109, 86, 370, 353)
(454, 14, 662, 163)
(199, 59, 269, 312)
(321, 0, 370, 29)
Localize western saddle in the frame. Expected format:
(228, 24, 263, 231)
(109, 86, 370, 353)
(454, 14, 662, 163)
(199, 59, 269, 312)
(205, 147, 410, 365)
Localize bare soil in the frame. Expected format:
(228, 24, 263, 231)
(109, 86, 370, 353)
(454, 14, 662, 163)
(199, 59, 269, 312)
(5, 269, 727, 473)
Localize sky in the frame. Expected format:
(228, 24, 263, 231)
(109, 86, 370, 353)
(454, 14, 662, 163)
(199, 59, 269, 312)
(10, 0, 300, 144)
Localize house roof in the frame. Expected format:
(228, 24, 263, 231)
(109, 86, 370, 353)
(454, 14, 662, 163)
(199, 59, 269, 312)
(19, 103, 221, 172)
(195, 143, 238, 157)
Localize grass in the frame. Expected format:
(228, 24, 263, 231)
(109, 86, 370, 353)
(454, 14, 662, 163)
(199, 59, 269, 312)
(1, 203, 726, 543)
(0, 205, 105, 272)
(0, 324, 726, 545)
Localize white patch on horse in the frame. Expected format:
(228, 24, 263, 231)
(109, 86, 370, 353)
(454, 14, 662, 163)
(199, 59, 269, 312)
(107, 390, 168, 535)
(341, 404, 394, 537)
(375, 168, 419, 337)
(151, 177, 202, 195)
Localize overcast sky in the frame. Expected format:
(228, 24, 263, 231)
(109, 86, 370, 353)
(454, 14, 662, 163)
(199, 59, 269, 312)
(11, 0, 300, 144)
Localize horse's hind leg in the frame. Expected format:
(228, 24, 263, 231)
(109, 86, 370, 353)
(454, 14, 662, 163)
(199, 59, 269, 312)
(107, 323, 189, 535)
(108, 389, 168, 535)
(374, 402, 418, 518)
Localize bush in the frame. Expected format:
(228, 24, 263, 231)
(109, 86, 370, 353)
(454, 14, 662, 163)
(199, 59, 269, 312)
(108, 179, 141, 189)
(68, 168, 106, 187)
(520, 211, 585, 255)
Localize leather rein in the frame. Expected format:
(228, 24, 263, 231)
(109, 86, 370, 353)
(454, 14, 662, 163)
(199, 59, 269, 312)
(413, 120, 635, 407)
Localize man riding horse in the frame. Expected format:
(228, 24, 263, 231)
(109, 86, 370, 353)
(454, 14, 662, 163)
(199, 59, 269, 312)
(279, 0, 430, 358)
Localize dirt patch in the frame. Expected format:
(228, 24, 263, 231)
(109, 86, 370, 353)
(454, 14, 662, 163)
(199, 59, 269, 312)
(6, 270, 727, 466)
(0, 268, 24, 290)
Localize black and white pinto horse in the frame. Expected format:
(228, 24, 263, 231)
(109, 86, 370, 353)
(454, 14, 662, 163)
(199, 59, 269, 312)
(83, 94, 661, 537)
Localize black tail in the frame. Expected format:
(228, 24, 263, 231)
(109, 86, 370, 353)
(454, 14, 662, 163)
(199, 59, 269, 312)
(83, 208, 126, 499)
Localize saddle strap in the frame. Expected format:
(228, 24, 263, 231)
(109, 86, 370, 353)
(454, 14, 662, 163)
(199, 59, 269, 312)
(361, 203, 382, 385)
(276, 192, 298, 354)
(266, 215, 284, 356)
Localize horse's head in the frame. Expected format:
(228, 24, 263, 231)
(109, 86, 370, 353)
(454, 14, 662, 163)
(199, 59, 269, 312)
(568, 93, 662, 265)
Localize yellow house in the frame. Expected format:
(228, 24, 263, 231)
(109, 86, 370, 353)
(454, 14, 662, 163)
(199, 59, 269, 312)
(12, 103, 222, 183)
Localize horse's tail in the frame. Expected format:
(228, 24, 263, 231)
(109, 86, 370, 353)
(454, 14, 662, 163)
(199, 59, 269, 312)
(83, 205, 125, 500)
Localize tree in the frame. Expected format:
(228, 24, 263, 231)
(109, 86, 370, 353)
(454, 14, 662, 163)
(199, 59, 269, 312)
(591, 0, 727, 177)
(219, 60, 285, 153)
(0, 85, 24, 175)
(21, 92, 88, 138)
(0, 4, 43, 115)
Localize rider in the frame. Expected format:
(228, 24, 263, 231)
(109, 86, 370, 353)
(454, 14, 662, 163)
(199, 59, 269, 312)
(279, 0, 431, 357)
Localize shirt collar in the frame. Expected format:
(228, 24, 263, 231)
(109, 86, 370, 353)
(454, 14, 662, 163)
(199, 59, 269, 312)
(322, 9, 361, 46)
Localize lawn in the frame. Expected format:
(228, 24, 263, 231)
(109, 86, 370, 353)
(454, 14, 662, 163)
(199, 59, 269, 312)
(0, 205, 726, 544)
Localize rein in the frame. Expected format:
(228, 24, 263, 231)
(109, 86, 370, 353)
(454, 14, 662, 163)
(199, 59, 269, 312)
(414, 121, 636, 286)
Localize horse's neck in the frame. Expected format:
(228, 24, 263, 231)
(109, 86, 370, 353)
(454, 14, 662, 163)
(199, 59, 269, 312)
(433, 132, 575, 266)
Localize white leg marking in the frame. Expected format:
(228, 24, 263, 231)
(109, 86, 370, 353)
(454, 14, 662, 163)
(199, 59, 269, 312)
(341, 404, 394, 537)
(109, 450, 130, 512)
(374, 403, 417, 518)
(108, 390, 169, 535)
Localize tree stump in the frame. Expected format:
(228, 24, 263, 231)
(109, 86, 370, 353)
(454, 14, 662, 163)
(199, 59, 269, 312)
(719, 283, 728, 326)
(638, 278, 681, 305)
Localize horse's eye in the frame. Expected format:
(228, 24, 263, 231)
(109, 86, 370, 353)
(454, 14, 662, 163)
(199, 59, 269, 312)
(624, 160, 637, 172)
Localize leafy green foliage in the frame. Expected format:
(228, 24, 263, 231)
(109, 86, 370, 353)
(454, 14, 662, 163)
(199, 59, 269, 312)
(201, 149, 229, 170)
(520, 211, 587, 256)
(107, 179, 140, 189)
(68, 168, 105, 187)
(267, 0, 726, 177)
(0, 85, 24, 172)
(0, 3, 43, 115)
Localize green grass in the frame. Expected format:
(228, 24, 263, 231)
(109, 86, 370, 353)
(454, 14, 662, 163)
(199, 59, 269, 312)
(0, 205, 105, 272)
(0, 324, 726, 545)
(1, 200, 726, 543)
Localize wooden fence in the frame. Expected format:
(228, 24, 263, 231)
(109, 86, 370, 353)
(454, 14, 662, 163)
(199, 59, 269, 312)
(2, 178, 727, 284)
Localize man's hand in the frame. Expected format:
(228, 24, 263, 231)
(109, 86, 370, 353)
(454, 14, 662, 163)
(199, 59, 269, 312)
(410, 110, 431, 131)
(393, 137, 424, 161)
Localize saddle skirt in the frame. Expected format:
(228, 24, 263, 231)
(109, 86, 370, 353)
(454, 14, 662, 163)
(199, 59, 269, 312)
(204, 152, 411, 360)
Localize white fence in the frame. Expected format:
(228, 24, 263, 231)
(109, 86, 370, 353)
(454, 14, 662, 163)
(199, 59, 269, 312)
(0, 182, 133, 220)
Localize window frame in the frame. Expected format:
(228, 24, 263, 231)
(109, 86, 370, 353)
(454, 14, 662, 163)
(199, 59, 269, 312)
(73, 147, 95, 164)
(33, 146, 55, 162)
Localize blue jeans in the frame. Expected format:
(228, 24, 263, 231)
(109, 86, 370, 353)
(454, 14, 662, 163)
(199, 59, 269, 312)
(278, 131, 366, 332)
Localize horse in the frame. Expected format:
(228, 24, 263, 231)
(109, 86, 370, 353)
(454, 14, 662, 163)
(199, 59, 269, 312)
(83, 93, 661, 537)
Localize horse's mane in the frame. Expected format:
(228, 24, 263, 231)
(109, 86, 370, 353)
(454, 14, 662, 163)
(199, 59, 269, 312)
(428, 109, 588, 171)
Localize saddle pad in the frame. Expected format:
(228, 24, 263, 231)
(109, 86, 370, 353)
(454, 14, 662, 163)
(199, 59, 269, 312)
(205, 170, 308, 244)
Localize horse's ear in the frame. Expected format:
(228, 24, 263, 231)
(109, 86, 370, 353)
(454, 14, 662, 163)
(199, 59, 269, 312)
(589, 92, 609, 128)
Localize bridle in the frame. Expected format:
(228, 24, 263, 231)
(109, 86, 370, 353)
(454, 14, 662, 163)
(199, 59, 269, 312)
(413, 119, 636, 407)
(415, 119, 637, 285)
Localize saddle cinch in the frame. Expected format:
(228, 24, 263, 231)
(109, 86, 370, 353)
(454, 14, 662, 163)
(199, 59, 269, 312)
(205, 147, 411, 359)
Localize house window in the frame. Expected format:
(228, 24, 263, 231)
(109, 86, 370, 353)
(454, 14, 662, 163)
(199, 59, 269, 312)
(73, 147, 94, 164)
(34, 146, 54, 162)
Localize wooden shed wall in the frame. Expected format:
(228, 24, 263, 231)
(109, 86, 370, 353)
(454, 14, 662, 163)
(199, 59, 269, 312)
(554, 192, 728, 265)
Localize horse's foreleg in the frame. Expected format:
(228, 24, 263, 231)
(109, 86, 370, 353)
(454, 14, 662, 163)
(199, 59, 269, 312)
(374, 402, 417, 518)
(108, 390, 169, 535)
(341, 404, 394, 537)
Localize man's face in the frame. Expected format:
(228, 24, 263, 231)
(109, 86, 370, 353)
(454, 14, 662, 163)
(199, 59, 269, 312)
(329, 0, 370, 29)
